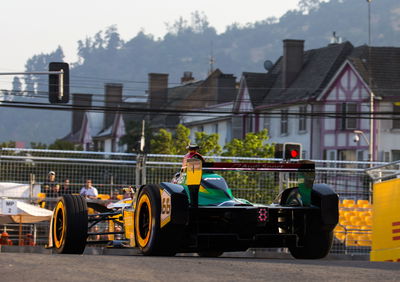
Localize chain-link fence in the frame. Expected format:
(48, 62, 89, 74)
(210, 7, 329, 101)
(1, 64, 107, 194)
(0, 148, 383, 256)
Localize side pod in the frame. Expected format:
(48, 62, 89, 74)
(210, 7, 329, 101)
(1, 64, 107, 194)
(160, 182, 190, 226)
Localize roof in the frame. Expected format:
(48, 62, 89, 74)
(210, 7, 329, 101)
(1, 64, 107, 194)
(349, 46, 400, 98)
(259, 41, 354, 106)
(241, 72, 277, 108)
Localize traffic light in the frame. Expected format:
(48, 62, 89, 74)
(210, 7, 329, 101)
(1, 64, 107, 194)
(49, 62, 69, 103)
(283, 143, 302, 160)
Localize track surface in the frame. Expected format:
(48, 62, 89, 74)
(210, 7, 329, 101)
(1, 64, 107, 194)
(1, 252, 399, 281)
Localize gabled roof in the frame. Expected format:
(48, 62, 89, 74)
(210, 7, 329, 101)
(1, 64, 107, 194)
(259, 41, 354, 107)
(241, 72, 277, 108)
(94, 112, 125, 139)
(348, 46, 400, 98)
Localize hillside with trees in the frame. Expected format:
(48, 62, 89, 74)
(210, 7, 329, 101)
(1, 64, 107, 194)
(1, 0, 399, 145)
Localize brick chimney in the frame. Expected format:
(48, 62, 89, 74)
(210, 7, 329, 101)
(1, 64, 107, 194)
(148, 73, 168, 109)
(282, 39, 304, 88)
(104, 83, 123, 129)
(181, 71, 194, 84)
(72, 93, 92, 134)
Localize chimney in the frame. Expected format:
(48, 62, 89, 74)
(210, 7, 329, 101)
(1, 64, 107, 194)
(181, 71, 194, 84)
(282, 39, 304, 88)
(104, 83, 123, 129)
(217, 74, 236, 104)
(148, 73, 168, 109)
(72, 93, 92, 134)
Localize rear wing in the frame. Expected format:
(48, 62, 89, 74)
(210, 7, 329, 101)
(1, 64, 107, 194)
(202, 161, 315, 172)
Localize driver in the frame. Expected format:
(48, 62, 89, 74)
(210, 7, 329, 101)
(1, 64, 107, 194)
(182, 144, 205, 165)
(172, 144, 205, 184)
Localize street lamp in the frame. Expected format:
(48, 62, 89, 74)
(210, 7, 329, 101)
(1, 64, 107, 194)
(353, 130, 372, 163)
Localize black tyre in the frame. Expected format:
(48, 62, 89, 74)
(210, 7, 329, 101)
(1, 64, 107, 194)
(52, 195, 88, 254)
(135, 184, 181, 256)
(289, 224, 334, 259)
(198, 251, 224, 257)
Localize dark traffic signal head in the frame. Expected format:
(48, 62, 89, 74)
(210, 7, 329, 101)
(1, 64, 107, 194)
(49, 62, 69, 103)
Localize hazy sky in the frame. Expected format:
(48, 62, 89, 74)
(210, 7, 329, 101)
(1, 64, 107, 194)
(0, 0, 300, 89)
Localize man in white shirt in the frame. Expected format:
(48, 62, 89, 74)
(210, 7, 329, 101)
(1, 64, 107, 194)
(80, 179, 99, 199)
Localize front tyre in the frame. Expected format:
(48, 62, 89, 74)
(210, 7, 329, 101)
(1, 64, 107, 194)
(135, 185, 179, 256)
(52, 195, 88, 254)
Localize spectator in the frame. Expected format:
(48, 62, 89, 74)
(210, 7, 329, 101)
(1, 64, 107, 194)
(110, 189, 121, 200)
(123, 187, 134, 199)
(23, 233, 35, 246)
(42, 171, 60, 197)
(80, 179, 99, 199)
(0, 232, 13, 246)
(62, 179, 71, 194)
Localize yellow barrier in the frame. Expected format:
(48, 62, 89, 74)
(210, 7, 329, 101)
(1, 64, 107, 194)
(371, 178, 400, 262)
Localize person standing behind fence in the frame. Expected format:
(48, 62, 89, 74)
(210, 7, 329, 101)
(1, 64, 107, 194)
(42, 171, 60, 198)
(62, 178, 71, 194)
(80, 179, 99, 199)
(0, 232, 13, 246)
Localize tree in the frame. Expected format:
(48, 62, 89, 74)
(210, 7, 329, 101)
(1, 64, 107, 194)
(150, 124, 190, 154)
(0, 141, 16, 148)
(120, 121, 153, 153)
(24, 46, 64, 95)
(194, 131, 222, 156)
(150, 129, 175, 154)
(48, 140, 82, 151)
(298, 0, 322, 13)
(174, 124, 191, 155)
(30, 142, 48, 149)
(222, 129, 274, 158)
(12, 77, 22, 96)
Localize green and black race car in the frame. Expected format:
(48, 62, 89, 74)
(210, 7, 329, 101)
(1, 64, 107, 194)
(48, 157, 338, 259)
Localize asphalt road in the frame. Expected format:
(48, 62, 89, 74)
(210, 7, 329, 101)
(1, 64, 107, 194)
(0, 252, 399, 282)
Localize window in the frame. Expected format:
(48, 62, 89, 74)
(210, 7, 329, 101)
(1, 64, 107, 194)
(393, 104, 400, 129)
(341, 103, 357, 130)
(225, 120, 232, 143)
(338, 149, 356, 168)
(392, 150, 400, 161)
(198, 125, 204, 132)
(263, 116, 271, 133)
(280, 109, 288, 135)
(213, 123, 219, 134)
(299, 106, 307, 132)
(245, 114, 253, 133)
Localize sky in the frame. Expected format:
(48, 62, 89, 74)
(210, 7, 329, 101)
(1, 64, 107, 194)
(0, 0, 300, 89)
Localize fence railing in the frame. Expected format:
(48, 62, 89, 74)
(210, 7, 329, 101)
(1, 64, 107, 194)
(0, 148, 385, 255)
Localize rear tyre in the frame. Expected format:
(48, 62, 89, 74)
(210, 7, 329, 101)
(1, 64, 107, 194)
(135, 185, 180, 256)
(289, 220, 333, 259)
(53, 195, 88, 254)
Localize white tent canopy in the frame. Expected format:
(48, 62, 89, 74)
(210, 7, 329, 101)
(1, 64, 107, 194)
(0, 198, 52, 224)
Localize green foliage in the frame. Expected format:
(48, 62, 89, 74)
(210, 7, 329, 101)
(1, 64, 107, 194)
(30, 142, 48, 149)
(222, 129, 274, 158)
(120, 121, 153, 153)
(150, 129, 175, 154)
(0, 141, 16, 148)
(48, 140, 82, 151)
(194, 131, 222, 156)
(150, 124, 190, 154)
(174, 124, 191, 155)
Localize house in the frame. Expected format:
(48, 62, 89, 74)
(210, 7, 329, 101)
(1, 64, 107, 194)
(62, 83, 147, 152)
(236, 39, 400, 161)
(147, 70, 237, 139)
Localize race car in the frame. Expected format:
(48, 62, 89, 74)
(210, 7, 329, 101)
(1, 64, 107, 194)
(48, 157, 338, 259)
